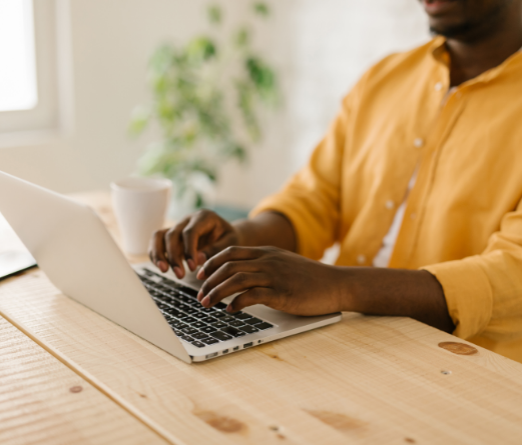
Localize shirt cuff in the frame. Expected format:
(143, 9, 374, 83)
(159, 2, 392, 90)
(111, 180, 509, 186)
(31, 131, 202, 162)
(421, 257, 493, 339)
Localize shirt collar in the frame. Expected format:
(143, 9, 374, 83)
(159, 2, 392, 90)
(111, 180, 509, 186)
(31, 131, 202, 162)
(429, 35, 522, 86)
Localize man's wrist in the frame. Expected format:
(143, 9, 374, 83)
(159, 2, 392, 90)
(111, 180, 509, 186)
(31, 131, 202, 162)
(330, 265, 359, 313)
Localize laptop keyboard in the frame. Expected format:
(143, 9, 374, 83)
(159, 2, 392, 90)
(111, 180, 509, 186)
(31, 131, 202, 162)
(137, 268, 275, 348)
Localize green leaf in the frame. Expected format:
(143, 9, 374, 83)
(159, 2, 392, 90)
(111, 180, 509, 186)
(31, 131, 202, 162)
(207, 4, 222, 24)
(128, 106, 151, 136)
(246, 57, 276, 95)
(187, 36, 217, 62)
(234, 27, 250, 48)
(253, 2, 270, 17)
(195, 193, 204, 208)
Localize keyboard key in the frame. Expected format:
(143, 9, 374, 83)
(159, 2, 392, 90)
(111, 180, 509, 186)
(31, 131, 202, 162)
(184, 299, 200, 307)
(234, 312, 253, 320)
(221, 316, 235, 323)
(220, 326, 246, 337)
(165, 309, 183, 318)
(215, 302, 227, 310)
(228, 320, 245, 328)
(254, 322, 273, 330)
(200, 326, 217, 334)
(192, 332, 210, 340)
(201, 317, 217, 324)
(191, 341, 206, 348)
(179, 335, 194, 342)
(199, 307, 216, 313)
(212, 312, 227, 319)
(192, 312, 207, 319)
(239, 325, 259, 334)
(211, 321, 227, 329)
(169, 321, 187, 330)
(202, 337, 220, 345)
(181, 327, 198, 335)
(181, 295, 195, 303)
(182, 308, 198, 315)
(190, 321, 206, 329)
(210, 331, 233, 342)
(245, 317, 263, 325)
(182, 317, 197, 324)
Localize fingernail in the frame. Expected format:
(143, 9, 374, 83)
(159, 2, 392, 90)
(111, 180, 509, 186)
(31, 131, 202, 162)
(158, 261, 167, 272)
(226, 305, 233, 313)
(197, 251, 207, 265)
(196, 268, 205, 280)
(197, 290, 203, 302)
(173, 266, 183, 278)
(201, 296, 210, 307)
(187, 258, 195, 271)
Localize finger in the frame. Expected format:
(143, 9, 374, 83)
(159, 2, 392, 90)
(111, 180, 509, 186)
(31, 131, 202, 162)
(200, 272, 271, 308)
(198, 246, 265, 280)
(196, 251, 207, 267)
(199, 232, 237, 261)
(182, 211, 225, 272)
(227, 287, 275, 312)
(165, 219, 190, 278)
(197, 260, 264, 301)
(149, 229, 169, 272)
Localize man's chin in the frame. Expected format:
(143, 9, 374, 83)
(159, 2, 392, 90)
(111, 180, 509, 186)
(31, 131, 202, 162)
(429, 20, 473, 39)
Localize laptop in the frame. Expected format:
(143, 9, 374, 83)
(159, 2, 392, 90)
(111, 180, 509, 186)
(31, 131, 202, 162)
(0, 171, 341, 363)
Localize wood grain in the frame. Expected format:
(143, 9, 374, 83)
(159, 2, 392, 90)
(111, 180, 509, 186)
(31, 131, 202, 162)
(2, 271, 522, 445)
(2, 191, 522, 444)
(0, 315, 168, 445)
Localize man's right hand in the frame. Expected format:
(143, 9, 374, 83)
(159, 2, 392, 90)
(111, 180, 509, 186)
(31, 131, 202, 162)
(149, 209, 242, 279)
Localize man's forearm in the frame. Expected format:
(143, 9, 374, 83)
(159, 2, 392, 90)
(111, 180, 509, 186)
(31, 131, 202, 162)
(233, 211, 297, 252)
(234, 214, 454, 333)
(339, 267, 455, 333)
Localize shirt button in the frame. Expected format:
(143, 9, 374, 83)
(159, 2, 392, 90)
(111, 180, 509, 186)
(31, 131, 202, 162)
(356, 254, 366, 265)
(414, 138, 424, 148)
(434, 82, 443, 91)
(385, 200, 395, 210)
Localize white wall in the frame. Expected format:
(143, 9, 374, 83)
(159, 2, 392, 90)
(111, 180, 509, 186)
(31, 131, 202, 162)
(0, 0, 429, 210)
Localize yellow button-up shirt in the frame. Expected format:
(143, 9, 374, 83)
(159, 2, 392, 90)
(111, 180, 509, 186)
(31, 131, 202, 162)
(252, 37, 522, 361)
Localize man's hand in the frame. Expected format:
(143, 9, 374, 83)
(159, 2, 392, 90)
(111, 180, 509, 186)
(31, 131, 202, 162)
(149, 210, 241, 279)
(195, 245, 455, 333)
(196, 246, 345, 315)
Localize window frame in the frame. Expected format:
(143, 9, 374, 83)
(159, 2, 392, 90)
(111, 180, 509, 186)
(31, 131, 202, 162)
(0, 0, 74, 146)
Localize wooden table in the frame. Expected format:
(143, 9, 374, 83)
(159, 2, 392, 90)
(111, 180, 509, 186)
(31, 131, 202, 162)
(1, 192, 522, 445)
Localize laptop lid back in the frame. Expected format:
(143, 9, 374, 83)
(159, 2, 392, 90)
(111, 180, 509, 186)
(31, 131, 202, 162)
(0, 171, 190, 363)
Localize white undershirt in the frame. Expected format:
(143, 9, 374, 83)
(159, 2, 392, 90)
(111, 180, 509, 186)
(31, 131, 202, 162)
(372, 86, 458, 268)
(372, 171, 417, 267)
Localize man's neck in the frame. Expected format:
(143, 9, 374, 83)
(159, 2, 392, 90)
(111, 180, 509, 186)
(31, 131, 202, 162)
(446, 8, 522, 86)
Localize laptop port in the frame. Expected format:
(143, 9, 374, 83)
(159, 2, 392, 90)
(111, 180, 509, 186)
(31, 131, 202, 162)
(233, 346, 239, 351)
(222, 349, 229, 354)
(243, 342, 254, 348)
(205, 352, 218, 359)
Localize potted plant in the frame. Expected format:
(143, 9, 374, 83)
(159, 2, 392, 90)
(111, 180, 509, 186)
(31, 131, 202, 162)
(129, 1, 280, 215)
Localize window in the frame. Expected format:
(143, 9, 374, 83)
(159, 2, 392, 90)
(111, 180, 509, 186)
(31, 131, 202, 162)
(0, 0, 72, 141)
(0, 0, 38, 112)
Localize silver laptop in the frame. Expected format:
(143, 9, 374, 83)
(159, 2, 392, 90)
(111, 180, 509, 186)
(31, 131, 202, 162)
(0, 171, 341, 363)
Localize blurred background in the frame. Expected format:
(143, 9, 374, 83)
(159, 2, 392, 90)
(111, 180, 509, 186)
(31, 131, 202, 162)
(0, 0, 429, 213)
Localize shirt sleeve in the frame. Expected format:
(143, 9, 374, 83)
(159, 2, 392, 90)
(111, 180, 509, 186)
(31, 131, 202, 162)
(422, 197, 522, 341)
(249, 94, 352, 261)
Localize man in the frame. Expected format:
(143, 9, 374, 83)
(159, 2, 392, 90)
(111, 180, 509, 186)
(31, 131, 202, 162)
(150, 0, 522, 360)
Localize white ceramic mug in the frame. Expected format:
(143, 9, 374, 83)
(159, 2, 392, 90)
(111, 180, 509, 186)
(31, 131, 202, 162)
(110, 177, 172, 255)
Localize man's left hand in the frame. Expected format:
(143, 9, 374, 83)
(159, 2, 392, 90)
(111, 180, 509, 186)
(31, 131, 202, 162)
(196, 246, 345, 315)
